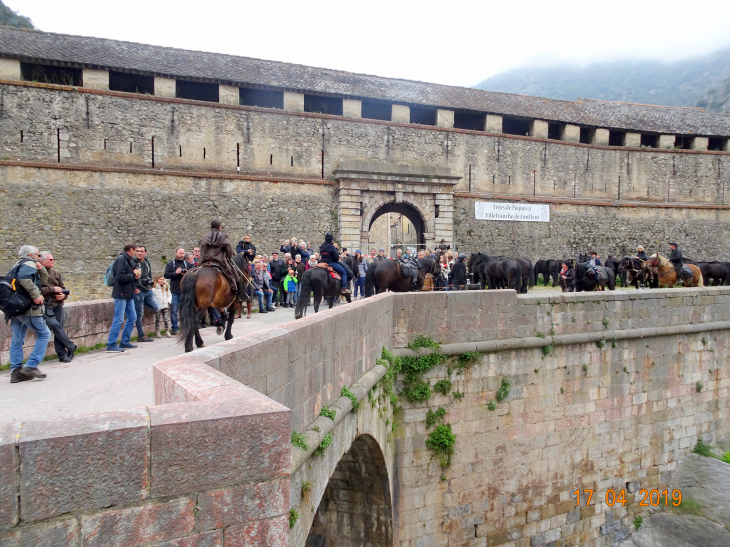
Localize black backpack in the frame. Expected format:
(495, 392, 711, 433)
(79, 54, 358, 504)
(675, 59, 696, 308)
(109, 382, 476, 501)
(0, 259, 35, 320)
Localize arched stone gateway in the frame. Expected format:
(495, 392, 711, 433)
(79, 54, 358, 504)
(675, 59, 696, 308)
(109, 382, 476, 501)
(306, 434, 393, 547)
(333, 160, 461, 254)
(367, 201, 427, 250)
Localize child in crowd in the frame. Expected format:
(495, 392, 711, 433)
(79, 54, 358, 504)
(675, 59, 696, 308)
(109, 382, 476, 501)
(152, 275, 172, 337)
(283, 268, 298, 308)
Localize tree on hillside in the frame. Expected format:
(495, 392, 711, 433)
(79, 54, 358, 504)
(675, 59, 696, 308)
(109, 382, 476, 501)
(0, 0, 35, 29)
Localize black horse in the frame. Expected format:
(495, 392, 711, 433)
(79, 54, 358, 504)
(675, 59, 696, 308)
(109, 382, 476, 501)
(512, 257, 535, 293)
(468, 253, 521, 291)
(604, 256, 623, 286)
(697, 261, 730, 286)
(295, 267, 352, 319)
(618, 256, 652, 289)
(575, 262, 616, 292)
(534, 259, 560, 287)
(364, 257, 439, 296)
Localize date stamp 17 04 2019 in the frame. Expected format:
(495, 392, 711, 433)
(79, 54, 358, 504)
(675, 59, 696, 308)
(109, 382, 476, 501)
(574, 489, 683, 507)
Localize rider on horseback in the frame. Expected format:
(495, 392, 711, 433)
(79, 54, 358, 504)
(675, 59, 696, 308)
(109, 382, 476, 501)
(319, 232, 349, 294)
(669, 242, 683, 278)
(199, 220, 240, 295)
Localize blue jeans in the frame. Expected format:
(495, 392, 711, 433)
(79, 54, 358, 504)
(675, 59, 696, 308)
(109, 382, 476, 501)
(330, 262, 347, 288)
(134, 290, 161, 337)
(107, 298, 137, 347)
(254, 289, 273, 310)
(170, 293, 181, 331)
(9, 315, 51, 371)
(354, 277, 365, 297)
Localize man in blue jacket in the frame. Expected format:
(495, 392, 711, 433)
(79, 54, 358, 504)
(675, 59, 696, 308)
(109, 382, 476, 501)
(106, 242, 142, 353)
(8, 245, 52, 383)
(319, 232, 349, 294)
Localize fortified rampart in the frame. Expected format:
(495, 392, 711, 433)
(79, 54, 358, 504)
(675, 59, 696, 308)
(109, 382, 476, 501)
(2, 288, 728, 546)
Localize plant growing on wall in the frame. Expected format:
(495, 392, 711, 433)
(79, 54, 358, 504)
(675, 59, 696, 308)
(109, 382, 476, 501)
(291, 430, 309, 451)
(313, 432, 333, 457)
(426, 424, 456, 468)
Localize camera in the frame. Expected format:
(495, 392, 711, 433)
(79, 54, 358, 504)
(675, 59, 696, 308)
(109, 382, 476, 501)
(61, 289, 70, 296)
(141, 277, 154, 288)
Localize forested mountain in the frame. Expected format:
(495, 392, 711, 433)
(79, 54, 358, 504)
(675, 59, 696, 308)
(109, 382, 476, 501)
(0, 1, 34, 29)
(475, 49, 730, 113)
(697, 76, 730, 114)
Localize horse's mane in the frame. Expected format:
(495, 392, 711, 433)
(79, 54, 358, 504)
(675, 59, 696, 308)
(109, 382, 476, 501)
(232, 253, 250, 271)
(650, 254, 668, 267)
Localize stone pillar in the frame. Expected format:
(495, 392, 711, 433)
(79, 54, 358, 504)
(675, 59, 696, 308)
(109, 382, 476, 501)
(432, 193, 453, 251)
(529, 120, 548, 139)
(154, 77, 176, 98)
(657, 135, 676, 149)
(337, 187, 362, 252)
(690, 137, 708, 151)
(623, 133, 641, 147)
(343, 99, 362, 118)
(82, 69, 109, 90)
(391, 104, 410, 124)
(722, 139, 730, 152)
(592, 128, 610, 146)
(485, 114, 503, 134)
(0, 58, 21, 80)
(560, 124, 580, 143)
(283, 92, 304, 112)
(437, 109, 454, 129)
(219, 84, 239, 105)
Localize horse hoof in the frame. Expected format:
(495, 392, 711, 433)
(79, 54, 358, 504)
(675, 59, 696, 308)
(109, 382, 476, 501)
(216, 326, 224, 335)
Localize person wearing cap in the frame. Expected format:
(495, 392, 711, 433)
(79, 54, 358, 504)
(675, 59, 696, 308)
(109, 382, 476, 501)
(636, 246, 649, 261)
(374, 248, 387, 263)
(669, 242, 683, 274)
(353, 250, 368, 299)
(589, 252, 602, 268)
(451, 253, 467, 290)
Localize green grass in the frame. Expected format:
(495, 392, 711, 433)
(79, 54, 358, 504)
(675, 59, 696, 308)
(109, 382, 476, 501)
(692, 439, 713, 457)
(674, 498, 703, 516)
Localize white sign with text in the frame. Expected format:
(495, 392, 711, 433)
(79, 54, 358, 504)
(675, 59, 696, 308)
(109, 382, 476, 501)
(475, 202, 550, 223)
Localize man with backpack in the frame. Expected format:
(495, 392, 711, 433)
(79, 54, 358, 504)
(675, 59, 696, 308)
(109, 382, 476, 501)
(106, 242, 142, 353)
(7, 245, 52, 383)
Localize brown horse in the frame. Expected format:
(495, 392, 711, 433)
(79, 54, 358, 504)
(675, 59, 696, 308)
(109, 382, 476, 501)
(177, 254, 251, 352)
(648, 254, 703, 288)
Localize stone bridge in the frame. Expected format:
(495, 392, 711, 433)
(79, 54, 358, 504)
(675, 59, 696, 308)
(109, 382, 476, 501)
(1, 288, 729, 547)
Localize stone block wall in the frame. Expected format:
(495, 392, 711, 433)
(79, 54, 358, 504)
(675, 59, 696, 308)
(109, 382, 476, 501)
(0, 358, 291, 546)
(391, 288, 730, 547)
(0, 298, 156, 364)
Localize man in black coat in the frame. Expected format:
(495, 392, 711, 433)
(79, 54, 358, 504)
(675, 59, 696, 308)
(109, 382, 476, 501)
(106, 242, 141, 353)
(669, 242, 683, 276)
(164, 247, 192, 335)
(451, 253, 467, 290)
(269, 251, 285, 305)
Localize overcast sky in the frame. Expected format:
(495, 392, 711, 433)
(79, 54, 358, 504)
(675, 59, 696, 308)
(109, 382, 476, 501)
(9, 0, 730, 87)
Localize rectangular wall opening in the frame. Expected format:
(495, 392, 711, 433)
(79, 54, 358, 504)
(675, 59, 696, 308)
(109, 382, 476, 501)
(304, 95, 343, 116)
(109, 71, 154, 95)
(410, 107, 437, 126)
(240, 88, 284, 109)
(608, 130, 625, 146)
(548, 124, 563, 140)
(708, 137, 728, 151)
(454, 112, 485, 131)
(580, 128, 595, 144)
(641, 134, 659, 148)
(675, 135, 691, 149)
(502, 116, 530, 136)
(176, 80, 219, 102)
(362, 101, 391, 121)
(20, 62, 82, 86)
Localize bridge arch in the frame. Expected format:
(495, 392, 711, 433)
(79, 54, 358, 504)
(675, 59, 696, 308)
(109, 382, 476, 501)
(306, 434, 393, 546)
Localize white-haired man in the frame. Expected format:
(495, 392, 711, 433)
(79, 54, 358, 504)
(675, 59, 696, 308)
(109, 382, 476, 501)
(39, 251, 76, 363)
(8, 245, 51, 383)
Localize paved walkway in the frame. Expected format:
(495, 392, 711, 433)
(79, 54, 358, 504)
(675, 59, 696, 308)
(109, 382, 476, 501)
(0, 307, 299, 424)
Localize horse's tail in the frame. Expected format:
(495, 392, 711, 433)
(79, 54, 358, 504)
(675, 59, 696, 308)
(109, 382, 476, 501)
(527, 260, 535, 288)
(365, 261, 377, 297)
(177, 268, 200, 344)
(294, 269, 312, 319)
(695, 265, 704, 287)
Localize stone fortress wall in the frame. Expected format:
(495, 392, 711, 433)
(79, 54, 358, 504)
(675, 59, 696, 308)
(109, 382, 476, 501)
(1, 81, 729, 299)
(2, 288, 728, 546)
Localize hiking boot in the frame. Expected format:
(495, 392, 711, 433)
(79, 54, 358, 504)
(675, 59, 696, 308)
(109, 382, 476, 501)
(20, 367, 46, 379)
(106, 344, 125, 353)
(119, 342, 138, 349)
(10, 369, 31, 383)
(138, 336, 155, 342)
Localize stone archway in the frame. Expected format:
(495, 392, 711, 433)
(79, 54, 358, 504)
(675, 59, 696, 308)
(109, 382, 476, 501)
(306, 434, 393, 547)
(367, 200, 427, 252)
(332, 160, 461, 254)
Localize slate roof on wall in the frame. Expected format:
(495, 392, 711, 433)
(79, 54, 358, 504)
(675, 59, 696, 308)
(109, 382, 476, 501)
(1, 26, 729, 137)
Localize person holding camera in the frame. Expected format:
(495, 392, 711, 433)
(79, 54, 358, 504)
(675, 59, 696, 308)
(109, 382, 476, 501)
(7, 245, 51, 383)
(164, 247, 192, 335)
(132, 246, 160, 343)
(39, 251, 76, 363)
(106, 242, 142, 353)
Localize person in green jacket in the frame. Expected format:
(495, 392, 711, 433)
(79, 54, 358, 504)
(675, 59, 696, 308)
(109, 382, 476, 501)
(282, 268, 298, 308)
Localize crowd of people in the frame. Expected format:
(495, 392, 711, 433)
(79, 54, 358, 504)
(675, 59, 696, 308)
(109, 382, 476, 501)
(3, 232, 465, 384)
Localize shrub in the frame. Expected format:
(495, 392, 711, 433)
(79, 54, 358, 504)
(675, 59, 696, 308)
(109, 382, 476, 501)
(426, 407, 446, 427)
(433, 379, 452, 396)
(402, 379, 432, 402)
(320, 406, 336, 420)
(496, 377, 511, 402)
(291, 430, 309, 451)
(289, 508, 299, 528)
(426, 424, 456, 468)
(341, 385, 360, 411)
(408, 335, 441, 351)
(313, 432, 333, 457)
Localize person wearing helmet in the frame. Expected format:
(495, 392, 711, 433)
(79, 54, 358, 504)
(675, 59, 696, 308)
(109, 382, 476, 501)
(451, 253, 467, 290)
(319, 232, 349, 294)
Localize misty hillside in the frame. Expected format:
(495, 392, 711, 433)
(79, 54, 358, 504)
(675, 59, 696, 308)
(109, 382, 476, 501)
(475, 49, 730, 112)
